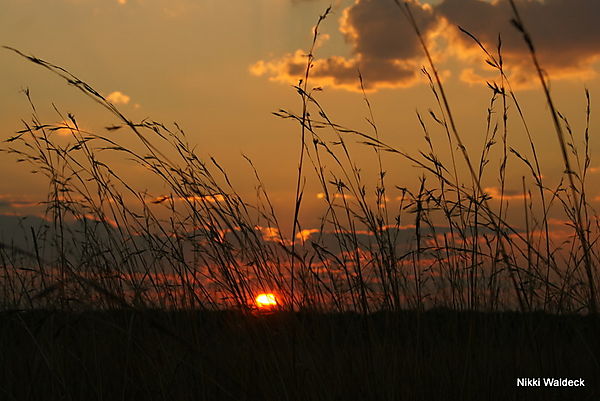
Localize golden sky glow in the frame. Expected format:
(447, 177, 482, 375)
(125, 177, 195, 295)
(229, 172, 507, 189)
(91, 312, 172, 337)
(1, 0, 600, 233)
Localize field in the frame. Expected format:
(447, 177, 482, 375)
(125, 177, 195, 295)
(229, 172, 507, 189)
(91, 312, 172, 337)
(1, 309, 598, 400)
(1, 1, 599, 400)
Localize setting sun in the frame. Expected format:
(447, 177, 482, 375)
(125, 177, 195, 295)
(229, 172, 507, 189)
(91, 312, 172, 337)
(255, 293, 278, 309)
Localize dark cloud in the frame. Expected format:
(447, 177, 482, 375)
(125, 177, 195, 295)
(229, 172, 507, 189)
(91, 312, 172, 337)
(251, 0, 438, 91)
(342, 0, 436, 61)
(440, 0, 600, 84)
(253, 0, 600, 91)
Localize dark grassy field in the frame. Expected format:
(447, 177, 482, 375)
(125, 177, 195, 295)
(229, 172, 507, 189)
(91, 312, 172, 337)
(1, 309, 598, 401)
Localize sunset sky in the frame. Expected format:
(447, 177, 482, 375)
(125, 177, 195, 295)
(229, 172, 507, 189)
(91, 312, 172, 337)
(2, 0, 600, 232)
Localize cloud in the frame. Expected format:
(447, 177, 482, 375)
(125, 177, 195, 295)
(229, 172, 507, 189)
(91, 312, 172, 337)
(0, 195, 40, 210)
(251, 0, 439, 91)
(150, 194, 226, 204)
(256, 226, 290, 245)
(296, 228, 320, 242)
(483, 186, 527, 201)
(315, 192, 353, 200)
(253, 0, 600, 91)
(106, 91, 131, 105)
(438, 0, 600, 86)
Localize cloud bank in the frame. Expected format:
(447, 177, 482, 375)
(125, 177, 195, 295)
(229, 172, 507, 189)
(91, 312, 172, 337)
(252, 0, 600, 91)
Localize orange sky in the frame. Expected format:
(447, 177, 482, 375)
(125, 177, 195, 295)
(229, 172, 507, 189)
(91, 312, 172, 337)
(2, 0, 600, 233)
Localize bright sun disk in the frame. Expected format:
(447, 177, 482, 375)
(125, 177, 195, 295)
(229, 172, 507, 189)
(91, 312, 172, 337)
(255, 293, 278, 309)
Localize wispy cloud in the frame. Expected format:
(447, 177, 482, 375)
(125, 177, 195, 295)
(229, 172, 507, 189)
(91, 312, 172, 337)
(0, 195, 40, 210)
(483, 186, 527, 201)
(150, 194, 225, 204)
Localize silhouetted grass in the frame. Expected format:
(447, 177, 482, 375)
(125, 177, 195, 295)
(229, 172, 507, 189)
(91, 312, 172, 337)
(1, 1, 599, 400)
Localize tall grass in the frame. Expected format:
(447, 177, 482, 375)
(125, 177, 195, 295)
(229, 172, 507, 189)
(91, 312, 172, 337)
(1, 3, 599, 400)
(1, 0, 598, 315)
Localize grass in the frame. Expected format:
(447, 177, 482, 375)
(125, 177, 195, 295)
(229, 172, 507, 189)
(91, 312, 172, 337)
(0, 1, 599, 400)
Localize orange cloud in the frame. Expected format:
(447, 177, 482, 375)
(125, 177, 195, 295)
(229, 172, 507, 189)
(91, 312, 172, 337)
(151, 194, 225, 204)
(483, 186, 527, 201)
(254, 0, 600, 91)
(251, 0, 438, 92)
(52, 119, 79, 136)
(258, 226, 280, 241)
(255, 226, 292, 246)
(315, 192, 354, 200)
(106, 91, 130, 105)
(77, 213, 118, 228)
(296, 228, 320, 242)
(439, 0, 600, 87)
(0, 195, 41, 209)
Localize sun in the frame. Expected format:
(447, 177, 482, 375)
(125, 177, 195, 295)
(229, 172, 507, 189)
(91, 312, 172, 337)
(255, 293, 278, 309)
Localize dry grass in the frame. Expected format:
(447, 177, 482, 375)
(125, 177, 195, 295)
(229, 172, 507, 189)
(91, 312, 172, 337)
(0, 1, 599, 400)
(1, 2, 598, 314)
